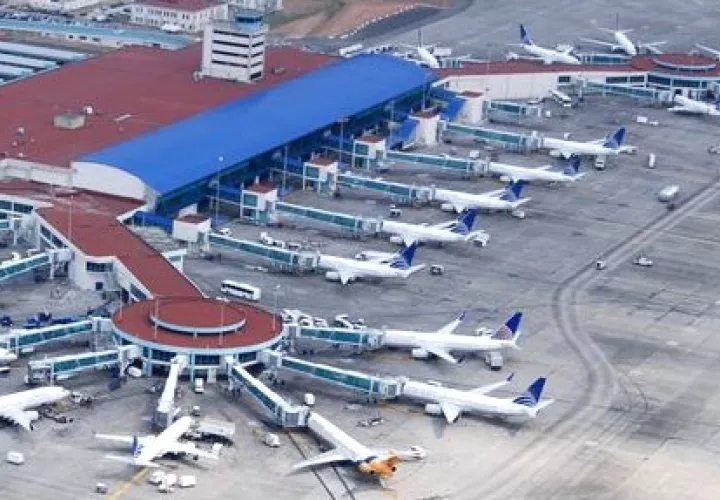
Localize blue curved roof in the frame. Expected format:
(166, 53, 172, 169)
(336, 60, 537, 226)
(80, 54, 436, 195)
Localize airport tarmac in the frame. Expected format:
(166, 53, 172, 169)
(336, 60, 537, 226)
(2, 95, 720, 499)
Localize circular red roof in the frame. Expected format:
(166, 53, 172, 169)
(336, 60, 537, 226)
(113, 297, 282, 350)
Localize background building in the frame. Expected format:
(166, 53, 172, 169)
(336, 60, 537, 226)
(228, 0, 282, 12)
(131, 0, 229, 32)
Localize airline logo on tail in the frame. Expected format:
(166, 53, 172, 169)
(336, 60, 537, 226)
(563, 155, 582, 176)
(520, 24, 533, 46)
(500, 180, 527, 202)
(512, 377, 546, 407)
(450, 209, 479, 236)
(388, 242, 419, 270)
(490, 312, 523, 342)
(602, 127, 626, 150)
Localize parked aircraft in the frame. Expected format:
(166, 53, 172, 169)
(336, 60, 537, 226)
(581, 26, 665, 56)
(95, 416, 220, 468)
(397, 29, 440, 69)
(695, 43, 720, 61)
(0, 346, 17, 364)
(382, 311, 523, 364)
(0, 386, 70, 431)
(433, 180, 530, 216)
(379, 208, 490, 247)
(293, 412, 426, 479)
(515, 24, 580, 65)
(668, 94, 720, 116)
(402, 375, 555, 423)
(489, 156, 584, 184)
(542, 126, 626, 158)
(318, 242, 425, 285)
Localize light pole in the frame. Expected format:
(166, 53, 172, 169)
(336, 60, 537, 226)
(338, 118, 349, 168)
(272, 284, 281, 331)
(215, 156, 224, 225)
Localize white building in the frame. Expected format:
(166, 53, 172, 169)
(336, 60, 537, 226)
(228, 0, 282, 12)
(17, 0, 102, 12)
(201, 9, 267, 82)
(131, 0, 229, 33)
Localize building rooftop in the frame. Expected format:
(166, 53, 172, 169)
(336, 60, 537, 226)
(0, 44, 333, 168)
(79, 54, 436, 197)
(135, 0, 222, 11)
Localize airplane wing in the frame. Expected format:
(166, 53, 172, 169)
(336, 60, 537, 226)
(535, 399, 555, 412)
(484, 188, 507, 198)
(331, 264, 357, 285)
(438, 401, 462, 423)
(469, 373, 515, 396)
(579, 37, 616, 49)
(436, 314, 464, 335)
(104, 454, 161, 468)
(536, 165, 553, 171)
(420, 344, 459, 364)
(94, 433, 136, 445)
(293, 450, 349, 470)
(0, 408, 33, 431)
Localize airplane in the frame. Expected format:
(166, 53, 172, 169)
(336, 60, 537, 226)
(488, 155, 584, 184)
(0, 346, 17, 364)
(542, 126, 626, 159)
(695, 43, 720, 61)
(401, 374, 555, 423)
(514, 24, 580, 65)
(382, 311, 523, 364)
(0, 386, 70, 431)
(95, 416, 220, 468)
(293, 412, 426, 480)
(433, 180, 531, 216)
(397, 28, 440, 69)
(667, 94, 720, 116)
(379, 208, 491, 247)
(581, 23, 665, 56)
(318, 241, 426, 285)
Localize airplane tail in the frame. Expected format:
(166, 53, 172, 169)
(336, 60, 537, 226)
(520, 24, 533, 46)
(490, 312, 523, 345)
(602, 126, 626, 150)
(563, 155, 582, 177)
(512, 377, 547, 408)
(450, 208, 479, 235)
(388, 241, 419, 270)
(500, 180, 527, 203)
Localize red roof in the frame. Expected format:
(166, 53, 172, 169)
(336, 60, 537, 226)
(0, 44, 334, 167)
(307, 155, 336, 166)
(246, 182, 277, 194)
(36, 204, 202, 298)
(135, 0, 221, 11)
(175, 213, 209, 224)
(113, 298, 282, 349)
(358, 134, 384, 143)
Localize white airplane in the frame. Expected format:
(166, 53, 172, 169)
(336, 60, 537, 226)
(695, 43, 720, 61)
(668, 94, 720, 116)
(433, 180, 531, 215)
(293, 412, 426, 480)
(402, 374, 555, 423)
(0, 386, 70, 431)
(542, 126, 626, 159)
(397, 28, 440, 69)
(488, 155, 584, 184)
(581, 26, 665, 56)
(382, 311, 523, 364)
(95, 416, 220, 468)
(318, 242, 425, 285)
(379, 208, 490, 247)
(515, 24, 580, 65)
(0, 346, 17, 364)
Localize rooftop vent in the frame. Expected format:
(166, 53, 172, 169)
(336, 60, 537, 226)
(54, 112, 86, 130)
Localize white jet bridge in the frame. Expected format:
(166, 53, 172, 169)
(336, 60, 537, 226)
(153, 355, 189, 429)
(26, 344, 141, 385)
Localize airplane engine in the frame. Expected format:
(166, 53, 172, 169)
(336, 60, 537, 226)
(324, 271, 341, 282)
(499, 175, 512, 183)
(424, 404, 443, 416)
(25, 410, 39, 422)
(411, 348, 429, 359)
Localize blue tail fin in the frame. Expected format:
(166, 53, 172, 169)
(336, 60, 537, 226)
(602, 127, 626, 150)
(520, 24, 532, 46)
(512, 377, 546, 407)
(491, 312, 522, 341)
(500, 180, 526, 202)
(563, 155, 582, 176)
(451, 208, 478, 235)
(388, 241, 418, 269)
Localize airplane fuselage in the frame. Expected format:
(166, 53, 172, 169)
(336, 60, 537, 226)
(417, 46, 440, 68)
(489, 162, 577, 183)
(318, 254, 411, 281)
(542, 137, 618, 157)
(523, 43, 580, 65)
(434, 188, 528, 212)
(402, 380, 535, 418)
(670, 95, 720, 116)
(614, 31, 637, 56)
(308, 413, 372, 461)
(380, 220, 466, 244)
(382, 329, 513, 353)
(0, 387, 69, 412)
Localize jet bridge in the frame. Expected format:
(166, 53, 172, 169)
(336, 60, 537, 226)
(386, 150, 480, 175)
(225, 357, 309, 428)
(0, 248, 72, 283)
(274, 202, 378, 234)
(208, 232, 319, 272)
(26, 344, 141, 385)
(153, 355, 189, 429)
(445, 123, 536, 152)
(257, 350, 402, 401)
(290, 324, 383, 351)
(0, 318, 96, 353)
(337, 173, 433, 205)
